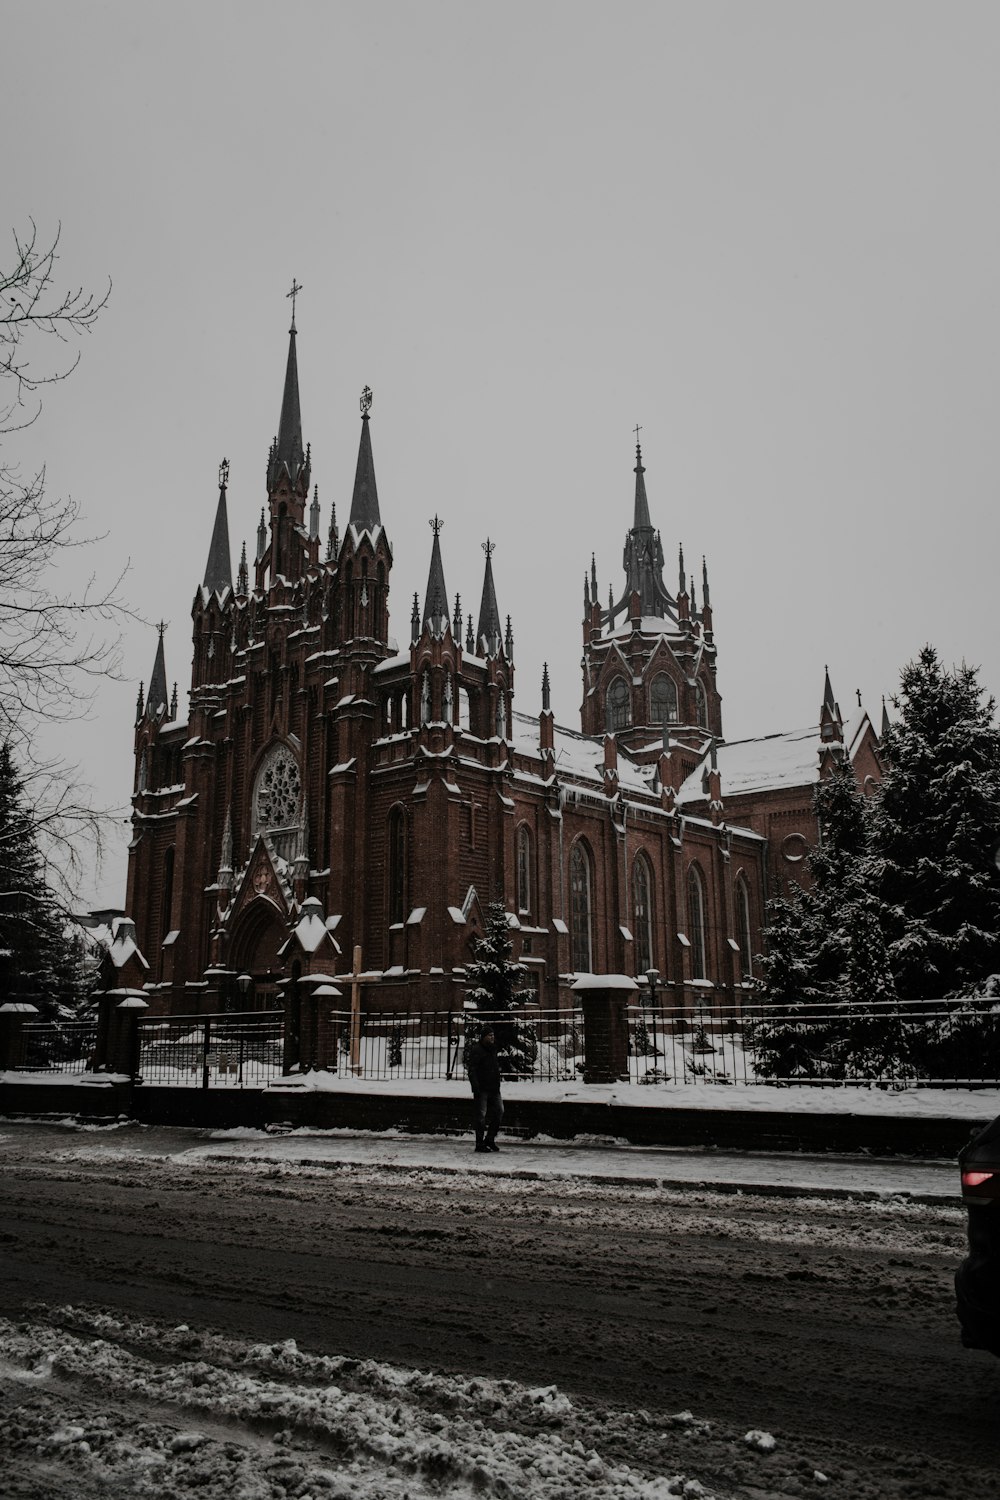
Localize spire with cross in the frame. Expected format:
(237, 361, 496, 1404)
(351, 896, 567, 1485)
(286, 277, 302, 331)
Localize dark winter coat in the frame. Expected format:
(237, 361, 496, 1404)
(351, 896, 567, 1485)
(466, 1039, 502, 1096)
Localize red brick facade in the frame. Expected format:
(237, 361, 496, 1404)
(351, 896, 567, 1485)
(123, 326, 882, 1018)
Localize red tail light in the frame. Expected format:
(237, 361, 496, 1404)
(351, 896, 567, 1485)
(963, 1170, 996, 1188)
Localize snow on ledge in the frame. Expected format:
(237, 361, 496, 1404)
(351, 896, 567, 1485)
(571, 974, 639, 992)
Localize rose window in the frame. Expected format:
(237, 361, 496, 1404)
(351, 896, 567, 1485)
(254, 747, 301, 831)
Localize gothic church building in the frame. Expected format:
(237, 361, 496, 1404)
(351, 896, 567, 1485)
(124, 315, 882, 1015)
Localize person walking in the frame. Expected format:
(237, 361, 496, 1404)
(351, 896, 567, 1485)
(467, 1025, 503, 1153)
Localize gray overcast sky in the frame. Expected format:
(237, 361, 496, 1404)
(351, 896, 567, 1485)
(6, 1, 1000, 910)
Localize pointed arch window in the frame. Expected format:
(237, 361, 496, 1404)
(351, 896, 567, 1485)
(735, 874, 754, 981)
(570, 842, 593, 974)
(650, 674, 678, 726)
(632, 854, 654, 977)
(517, 825, 533, 916)
(687, 864, 707, 980)
(607, 675, 631, 731)
(388, 806, 406, 925)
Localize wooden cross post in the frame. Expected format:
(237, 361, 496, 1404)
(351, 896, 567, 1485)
(347, 944, 381, 1075)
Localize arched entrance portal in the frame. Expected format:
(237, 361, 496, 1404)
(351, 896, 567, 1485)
(229, 899, 289, 1010)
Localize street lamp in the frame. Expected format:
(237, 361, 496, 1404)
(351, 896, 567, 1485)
(236, 973, 253, 1010)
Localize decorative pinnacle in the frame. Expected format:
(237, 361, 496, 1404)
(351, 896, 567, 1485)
(430, 514, 444, 537)
(482, 537, 495, 559)
(157, 619, 167, 640)
(360, 384, 373, 417)
(219, 457, 229, 489)
(286, 277, 302, 330)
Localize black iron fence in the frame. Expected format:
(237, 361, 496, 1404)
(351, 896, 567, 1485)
(10, 1019, 99, 1075)
(136, 1012, 285, 1089)
(9, 994, 1000, 1091)
(327, 1007, 585, 1082)
(627, 995, 1000, 1088)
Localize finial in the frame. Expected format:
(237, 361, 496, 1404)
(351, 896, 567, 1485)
(170, 682, 178, 719)
(360, 384, 373, 417)
(286, 277, 302, 330)
(505, 613, 514, 661)
(678, 543, 686, 593)
(237, 540, 248, 595)
(584, 573, 590, 609)
(482, 537, 495, 559)
(856, 688, 862, 707)
(136, 681, 144, 718)
(454, 593, 462, 634)
(157, 619, 168, 640)
(219, 457, 229, 490)
(430, 514, 444, 538)
(466, 613, 474, 653)
(634, 423, 643, 460)
(542, 661, 551, 712)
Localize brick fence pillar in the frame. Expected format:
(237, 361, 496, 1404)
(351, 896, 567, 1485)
(572, 975, 637, 1084)
(297, 978, 343, 1072)
(110, 994, 149, 1077)
(0, 1002, 39, 1070)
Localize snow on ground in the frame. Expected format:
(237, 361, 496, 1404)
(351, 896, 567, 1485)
(0, 1305, 740, 1498)
(275, 1071, 1000, 1120)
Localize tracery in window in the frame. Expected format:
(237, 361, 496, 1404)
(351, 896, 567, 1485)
(254, 745, 302, 833)
(633, 854, 654, 976)
(517, 825, 532, 915)
(607, 676, 631, 731)
(570, 843, 593, 974)
(388, 806, 406, 925)
(736, 875, 754, 981)
(687, 864, 707, 980)
(650, 673, 678, 726)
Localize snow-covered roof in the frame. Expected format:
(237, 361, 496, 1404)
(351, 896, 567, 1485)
(508, 712, 649, 796)
(678, 725, 822, 803)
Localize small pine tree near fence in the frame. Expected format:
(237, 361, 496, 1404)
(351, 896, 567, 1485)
(464, 902, 538, 1077)
(387, 1026, 404, 1071)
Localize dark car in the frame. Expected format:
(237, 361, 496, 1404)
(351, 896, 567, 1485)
(956, 1113, 1000, 1355)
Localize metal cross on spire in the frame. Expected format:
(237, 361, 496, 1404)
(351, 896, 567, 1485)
(219, 457, 229, 489)
(156, 619, 168, 640)
(634, 423, 643, 446)
(430, 515, 443, 537)
(482, 537, 495, 558)
(286, 278, 303, 329)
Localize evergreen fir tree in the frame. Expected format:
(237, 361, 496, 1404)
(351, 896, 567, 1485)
(463, 901, 537, 1077)
(873, 647, 1000, 999)
(0, 739, 77, 1018)
(752, 761, 873, 1078)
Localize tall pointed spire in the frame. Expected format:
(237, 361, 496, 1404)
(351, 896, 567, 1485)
(633, 436, 652, 531)
(422, 516, 450, 636)
(203, 458, 233, 594)
(236, 541, 248, 596)
(146, 622, 168, 718)
(477, 538, 502, 652)
(823, 665, 837, 715)
(270, 312, 305, 487)
(541, 662, 551, 712)
(349, 386, 381, 533)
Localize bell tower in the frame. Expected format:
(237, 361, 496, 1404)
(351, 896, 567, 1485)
(581, 436, 722, 784)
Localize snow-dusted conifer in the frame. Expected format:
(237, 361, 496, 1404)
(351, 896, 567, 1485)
(0, 739, 81, 1018)
(874, 647, 1000, 1000)
(464, 901, 537, 1076)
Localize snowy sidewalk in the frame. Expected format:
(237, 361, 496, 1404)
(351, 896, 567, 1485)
(186, 1129, 963, 1202)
